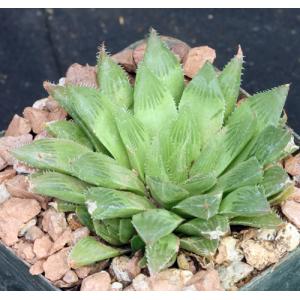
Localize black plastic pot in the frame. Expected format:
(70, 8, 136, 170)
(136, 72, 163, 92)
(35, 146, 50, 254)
(1, 240, 300, 291)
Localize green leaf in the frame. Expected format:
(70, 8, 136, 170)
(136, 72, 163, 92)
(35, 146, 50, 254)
(46, 120, 94, 150)
(244, 84, 289, 132)
(269, 184, 295, 205)
(97, 49, 133, 109)
(177, 215, 230, 239)
(230, 212, 283, 229)
(11, 138, 91, 174)
(143, 30, 184, 103)
(181, 173, 217, 195)
(144, 136, 170, 182)
(132, 209, 183, 244)
(146, 234, 179, 275)
(85, 187, 154, 220)
(93, 219, 123, 246)
(173, 193, 223, 220)
(76, 206, 95, 232)
(48, 84, 106, 152)
(180, 237, 219, 257)
(115, 109, 150, 179)
(250, 125, 292, 166)
(146, 176, 189, 208)
(69, 236, 123, 268)
(131, 235, 145, 252)
(219, 185, 271, 218)
(119, 219, 135, 244)
(219, 48, 243, 119)
(56, 200, 80, 212)
(213, 157, 263, 193)
(190, 104, 256, 177)
(179, 62, 225, 146)
(262, 165, 292, 198)
(30, 172, 89, 204)
(62, 85, 130, 167)
(70, 152, 145, 194)
(134, 62, 177, 137)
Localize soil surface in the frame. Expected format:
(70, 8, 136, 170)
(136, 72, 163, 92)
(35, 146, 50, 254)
(0, 9, 300, 131)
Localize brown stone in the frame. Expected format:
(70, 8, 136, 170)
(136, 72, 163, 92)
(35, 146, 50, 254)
(48, 107, 67, 122)
(71, 227, 90, 245)
(25, 225, 44, 241)
(65, 63, 98, 89)
(5, 114, 31, 137)
(32, 98, 49, 110)
(43, 248, 71, 281)
(74, 260, 110, 278)
(185, 269, 224, 291)
(63, 270, 79, 284)
(67, 213, 83, 230)
(29, 259, 45, 275)
(45, 99, 61, 112)
(109, 253, 141, 284)
(0, 168, 16, 183)
(0, 217, 22, 245)
(241, 239, 281, 270)
(0, 156, 7, 171)
(0, 197, 41, 224)
(133, 43, 147, 66)
(5, 175, 46, 204)
(282, 201, 300, 229)
(42, 208, 68, 241)
(15, 240, 36, 263)
(286, 187, 300, 203)
(183, 46, 216, 78)
(112, 48, 136, 72)
(13, 161, 36, 174)
(33, 235, 53, 259)
(50, 227, 72, 254)
(285, 154, 300, 176)
(23, 107, 50, 134)
(80, 271, 111, 291)
(0, 134, 32, 165)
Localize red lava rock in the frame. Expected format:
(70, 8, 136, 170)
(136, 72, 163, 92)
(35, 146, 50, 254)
(29, 259, 45, 275)
(42, 208, 68, 241)
(43, 248, 71, 281)
(112, 48, 136, 72)
(33, 235, 53, 259)
(282, 200, 300, 229)
(5, 114, 31, 137)
(133, 43, 147, 66)
(50, 227, 72, 254)
(285, 154, 300, 176)
(185, 269, 224, 291)
(0, 134, 33, 165)
(65, 63, 98, 89)
(23, 107, 50, 134)
(80, 271, 111, 291)
(0, 168, 16, 184)
(25, 225, 44, 241)
(183, 46, 216, 78)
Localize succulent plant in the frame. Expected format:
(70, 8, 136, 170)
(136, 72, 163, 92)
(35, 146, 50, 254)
(12, 30, 297, 275)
